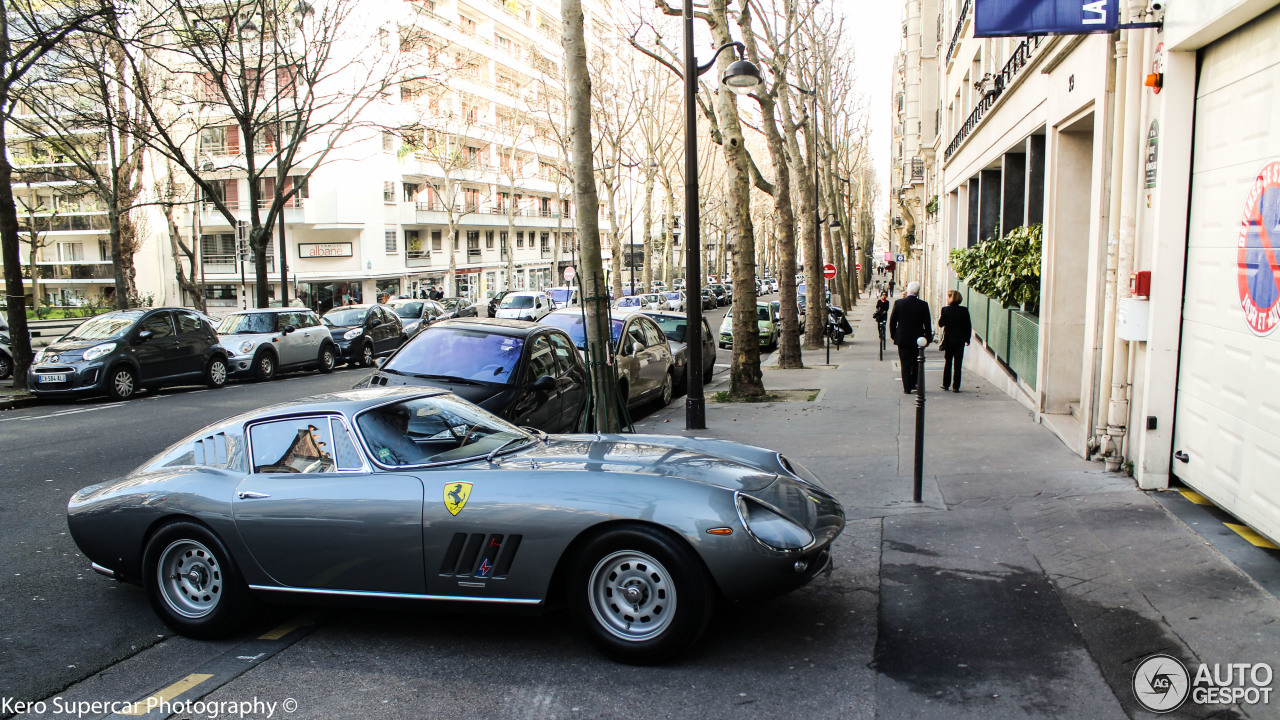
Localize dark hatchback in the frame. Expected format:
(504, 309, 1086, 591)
(640, 310, 717, 388)
(321, 304, 406, 367)
(358, 318, 588, 433)
(438, 297, 478, 320)
(28, 308, 229, 401)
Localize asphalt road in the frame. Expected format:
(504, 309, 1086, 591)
(0, 304, 735, 707)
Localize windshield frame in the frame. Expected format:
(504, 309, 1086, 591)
(353, 394, 535, 469)
(217, 312, 278, 335)
(383, 326, 527, 384)
(322, 307, 369, 327)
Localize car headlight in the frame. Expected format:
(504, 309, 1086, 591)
(33, 349, 47, 363)
(82, 343, 116, 362)
(343, 328, 362, 340)
(735, 494, 813, 551)
(238, 340, 256, 354)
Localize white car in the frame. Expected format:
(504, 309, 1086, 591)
(641, 293, 664, 310)
(660, 291, 685, 312)
(545, 286, 580, 309)
(495, 290, 551, 321)
(651, 281, 667, 292)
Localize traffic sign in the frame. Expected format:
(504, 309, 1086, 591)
(894, 253, 906, 262)
(823, 263, 836, 279)
(856, 263, 862, 271)
(563, 266, 576, 282)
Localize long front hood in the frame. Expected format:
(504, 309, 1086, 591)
(501, 434, 780, 492)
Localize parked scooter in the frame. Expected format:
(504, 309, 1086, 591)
(824, 306, 853, 348)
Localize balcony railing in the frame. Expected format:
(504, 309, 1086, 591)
(12, 164, 97, 183)
(944, 35, 1042, 162)
(202, 253, 274, 274)
(21, 263, 114, 281)
(945, 0, 971, 65)
(18, 213, 110, 233)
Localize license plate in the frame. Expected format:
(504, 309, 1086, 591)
(37, 373, 68, 383)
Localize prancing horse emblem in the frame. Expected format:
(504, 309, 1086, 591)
(445, 482, 473, 515)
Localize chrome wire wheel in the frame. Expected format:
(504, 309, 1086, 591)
(156, 538, 223, 619)
(588, 550, 677, 643)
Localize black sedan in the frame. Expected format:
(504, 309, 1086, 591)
(322, 304, 406, 367)
(357, 319, 587, 433)
(439, 297, 479, 320)
(487, 290, 511, 318)
(640, 310, 717, 388)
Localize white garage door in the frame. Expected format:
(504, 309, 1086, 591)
(1173, 6, 1280, 544)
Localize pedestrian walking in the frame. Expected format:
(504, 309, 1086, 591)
(937, 289, 972, 392)
(888, 278, 896, 296)
(888, 281, 933, 393)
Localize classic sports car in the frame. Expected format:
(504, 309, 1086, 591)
(67, 388, 844, 664)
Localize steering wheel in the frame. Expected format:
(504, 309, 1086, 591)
(458, 425, 481, 447)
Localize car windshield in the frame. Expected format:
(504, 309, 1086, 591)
(355, 395, 533, 467)
(391, 302, 423, 319)
(647, 315, 686, 343)
(384, 327, 525, 384)
(618, 297, 640, 306)
(548, 288, 573, 303)
(643, 294, 661, 303)
(757, 306, 771, 322)
(663, 292, 680, 300)
(62, 311, 144, 341)
(323, 308, 367, 326)
(218, 313, 276, 334)
(540, 313, 624, 348)
(501, 295, 534, 309)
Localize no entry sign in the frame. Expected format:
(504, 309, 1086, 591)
(823, 263, 836, 279)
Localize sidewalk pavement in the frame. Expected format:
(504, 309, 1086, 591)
(634, 297, 1280, 720)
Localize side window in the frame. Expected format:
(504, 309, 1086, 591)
(641, 320, 665, 348)
(626, 323, 647, 349)
(140, 312, 175, 339)
(249, 417, 339, 474)
(175, 310, 203, 335)
(703, 318, 712, 337)
(329, 418, 364, 470)
(527, 336, 556, 380)
(548, 333, 576, 374)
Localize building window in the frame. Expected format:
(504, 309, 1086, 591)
(383, 181, 395, 203)
(517, 231, 524, 249)
(385, 229, 397, 254)
(540, 232, 550, 253)
(406, 230, 423, 258)
(403, 183, 417, 202)
(57, 242, 85, 262)
(485, 230, 494, 249)
(98, 238, 110, 261)
(431, 230, 442, 251)
(382, 132, 394, 152)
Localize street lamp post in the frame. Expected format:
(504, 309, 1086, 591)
(681, 3, 762, 430)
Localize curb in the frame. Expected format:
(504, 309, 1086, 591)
(0, 393, 41, 411)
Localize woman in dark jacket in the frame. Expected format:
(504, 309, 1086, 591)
(937, 290, 972, 392)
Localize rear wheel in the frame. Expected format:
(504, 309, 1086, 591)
(0, 353, 11, 380)
(143, 521, 251, 639)
(205, 357, 228, 389)
(656, 370, 673, 407)
(569, 526, 714, 664)
(317, 345, 336, 374)
(358, 342, 374, 368)
(106, 366, 137, 401)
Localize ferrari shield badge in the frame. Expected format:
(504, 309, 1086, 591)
(444, 482, 473, 515)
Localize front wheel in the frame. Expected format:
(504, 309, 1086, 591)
(656, 370, 673, 407)
(0, 353, 12, 380)
(205, 357, 228, 389)
(142, 521, 252, 639)
(358, 343, 374, 368)
(106, 366, 137, 401)
(317, 345, 336, 374)
(568, 526, 714, 664)
(252, 351, 276, 382)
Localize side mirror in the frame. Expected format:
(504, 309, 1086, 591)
(531, 375, 556, 391)
(632, 341, 644, 356)
(282, 325, 296, 334)
(134, 329, 154, 344)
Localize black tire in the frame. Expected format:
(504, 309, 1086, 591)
(205, 357, 228, 389)
(142, 521, 252, 639)
(617, 380, 629, 410)
(358, 342, 374, 368)
(252, 350, 276, 382)
(568, 525, 715, 665)
(656, 370, 673, 408)
(702, 360, 714, 384)
(106, 366, 137, 401)
(0, 352, 11, 380)
(317, 345, 336, 374)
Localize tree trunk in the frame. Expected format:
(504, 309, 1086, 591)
(563, 0, 619, 432)
(641, 173, 653, 291)
(1, 127, 35, 392)
(166, 204, 206, 313)
(605, 180, 623, 299)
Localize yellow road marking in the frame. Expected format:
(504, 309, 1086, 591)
(120, 674, 213, 715)
(259, 618, 305, 641)
(1179, 489, 1214, 506)
(1225, 523, 1280, 550)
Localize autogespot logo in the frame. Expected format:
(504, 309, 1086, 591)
(1133, 654, 1190, 713)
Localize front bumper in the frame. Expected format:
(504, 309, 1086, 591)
(28, 361, 108, 396)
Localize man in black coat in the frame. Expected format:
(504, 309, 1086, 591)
(888, 281, 933, 393)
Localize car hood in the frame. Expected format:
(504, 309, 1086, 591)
(41, 338, 116, 355)
(363, 372, 507, 407)
(501, 434, 780, 492)
(325, 324, 360, 334)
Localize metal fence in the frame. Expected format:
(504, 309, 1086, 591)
(952, 274, 1039, 390)
(1008, 311, 1039, 391)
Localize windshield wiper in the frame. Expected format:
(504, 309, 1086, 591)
(416, 373, 484, 385)
(486, 435, 528, 463)
(521, 426, 549, 443)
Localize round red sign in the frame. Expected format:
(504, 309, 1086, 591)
(1237, 161, 1280, 336)
(823, 263, 836, 279)
(856, 263, 862, 272)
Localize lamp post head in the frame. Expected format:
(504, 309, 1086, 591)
(723, 59, 763, 94)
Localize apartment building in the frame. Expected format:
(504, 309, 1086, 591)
(909, 0, 1280, 543)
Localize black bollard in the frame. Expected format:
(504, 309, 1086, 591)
(912, 337, 926, 503)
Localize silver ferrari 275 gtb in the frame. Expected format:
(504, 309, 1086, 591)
(68, 388, 845, 663)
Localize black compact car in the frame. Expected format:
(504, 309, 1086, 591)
(438, 297, 479, 320)
(640, 310, 717, 388)
(700, 288, 718, 310)
(358, 318, 588, 433)
(28, 308, 229, 401)
(487, 290, 512, 318)
(0, 327, 12, 380)
(388, 298, 446, 337)
(707, 284, 728, 307)
(322, 304, 406, 367)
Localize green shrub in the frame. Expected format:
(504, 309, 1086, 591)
(949, 224, 1042, 312)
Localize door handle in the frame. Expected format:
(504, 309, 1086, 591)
(238, 491, 271, 499)
(1173, 451, 1190, 464)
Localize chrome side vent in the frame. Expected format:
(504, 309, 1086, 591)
(439, 533, 522, 579)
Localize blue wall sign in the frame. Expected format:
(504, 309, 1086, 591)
(974, 0, 1119, 37)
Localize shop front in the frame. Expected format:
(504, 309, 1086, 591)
(299, 280, 364, 316)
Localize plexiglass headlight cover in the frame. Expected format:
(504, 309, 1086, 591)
(238, 340, 256, 354)
(735, 494, 814, 551)
(343, 328, 363, 340)
(82, 342, 116, 361)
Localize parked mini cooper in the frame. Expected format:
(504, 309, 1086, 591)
(217, 308, 337, 381)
